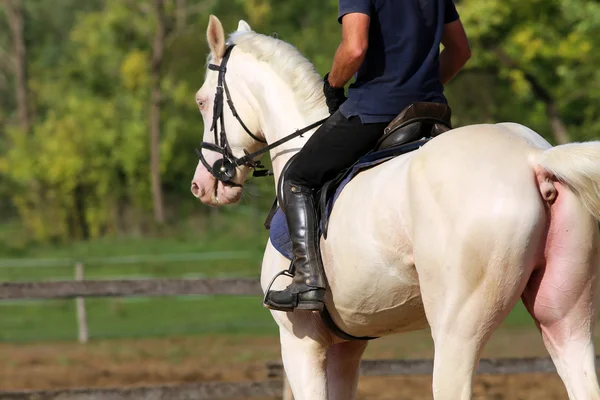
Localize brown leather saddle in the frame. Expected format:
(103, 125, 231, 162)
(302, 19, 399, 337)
(375, 102, 452, 151)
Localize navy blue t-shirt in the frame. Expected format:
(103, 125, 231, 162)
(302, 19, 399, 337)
(338, 0, 460, 123)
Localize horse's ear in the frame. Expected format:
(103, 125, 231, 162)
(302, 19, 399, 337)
(207, 15, 226, 60)
(237, 20, 252, 32)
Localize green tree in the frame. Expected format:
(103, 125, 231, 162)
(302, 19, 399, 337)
(2, 0, 600, 244)
(456, 0, 600, 143)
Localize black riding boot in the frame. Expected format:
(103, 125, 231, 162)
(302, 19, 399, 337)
(263, 181, 326, 312)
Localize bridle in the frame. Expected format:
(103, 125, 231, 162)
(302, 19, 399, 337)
(195, 45, 328, 187)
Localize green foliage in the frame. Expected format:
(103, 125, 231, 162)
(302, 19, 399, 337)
(1, 0, 218, 241)
(458, 0, 600, 140)
(1, 0, 600, 244)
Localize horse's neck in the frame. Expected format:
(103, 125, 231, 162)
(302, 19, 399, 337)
(245, 62, 328, 185)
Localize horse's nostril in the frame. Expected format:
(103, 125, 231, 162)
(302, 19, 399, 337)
(191, 182, 202, 197)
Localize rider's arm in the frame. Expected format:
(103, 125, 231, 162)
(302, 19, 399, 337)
(327, 12, 370, 88)
(440, 1, 471, 85)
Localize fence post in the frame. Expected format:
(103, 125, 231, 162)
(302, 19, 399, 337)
(283, 371, 294, 400)
(75, 262, 89, 344)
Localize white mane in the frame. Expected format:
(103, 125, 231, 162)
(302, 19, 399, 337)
(227, 31, 327, 117)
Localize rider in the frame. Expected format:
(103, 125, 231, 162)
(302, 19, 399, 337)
(264, 0, 471, 312)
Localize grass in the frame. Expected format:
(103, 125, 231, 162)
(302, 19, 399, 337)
(0, 209, 270, 282)
(0, 292, 536, 343)
(0, 211, 541, 343)
(0, 211, 279, 342)
(0, 296, 278, 342)
(0, 294, 534, 343)
(0, 258, 261, 282)
(0, 212, 269, 259)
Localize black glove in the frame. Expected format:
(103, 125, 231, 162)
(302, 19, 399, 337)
(323, 73, 347, 114)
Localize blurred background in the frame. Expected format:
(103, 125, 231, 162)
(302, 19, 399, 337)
(0, 0, 599, 398)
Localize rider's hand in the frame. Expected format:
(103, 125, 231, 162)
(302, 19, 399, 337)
(323, 73, 347, 114)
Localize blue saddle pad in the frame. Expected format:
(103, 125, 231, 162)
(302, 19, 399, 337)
(269, 141, 427, 260)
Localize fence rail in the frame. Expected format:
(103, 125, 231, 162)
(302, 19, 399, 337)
(1, 276, 598, 399)
(0, 251, 258, 268)
(4, 356, 600, 399)
(268, 356, 600, 377)
(0, 278, 263, 300)
(0, 380, 284, 400)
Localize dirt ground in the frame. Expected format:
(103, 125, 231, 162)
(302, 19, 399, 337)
(0, 328, 582, 399)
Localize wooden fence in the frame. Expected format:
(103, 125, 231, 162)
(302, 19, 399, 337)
(0, 269, 262, 343)
(0, 277, 262, 299)
(1, 272, 597, 399)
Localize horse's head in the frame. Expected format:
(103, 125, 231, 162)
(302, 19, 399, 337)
(191, 16, 265, 206)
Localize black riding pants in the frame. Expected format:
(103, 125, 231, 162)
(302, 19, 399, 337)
(285, 111, 389, 189)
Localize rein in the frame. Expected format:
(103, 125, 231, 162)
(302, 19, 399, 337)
(195, 44, 327, 186)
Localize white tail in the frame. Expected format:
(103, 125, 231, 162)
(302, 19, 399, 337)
(538, 141, 600, 220)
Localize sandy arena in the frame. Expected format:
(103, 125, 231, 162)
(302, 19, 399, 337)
(1, 327, 588, 399)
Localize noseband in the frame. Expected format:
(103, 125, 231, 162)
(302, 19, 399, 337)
(195, 45, 328, 187)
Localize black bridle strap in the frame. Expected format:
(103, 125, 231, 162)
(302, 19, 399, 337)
(197, 43, 328, 182)
(223, 78, 266, 143)
(195, 147, 215, 173)
(198, 142, 227, 154)
(209, 47, 267, 145)
(209, 46, 234, 138)
(233, 116, 329, 167)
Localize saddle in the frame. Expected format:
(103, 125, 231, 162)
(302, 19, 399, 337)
(318, 102, 451, 237)
(265, 101, 453, 239)
(376, 102, 452, 151)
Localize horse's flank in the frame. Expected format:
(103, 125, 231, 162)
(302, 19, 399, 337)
(315, 123, 547, 338)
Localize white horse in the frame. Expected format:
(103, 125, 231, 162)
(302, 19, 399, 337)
(191, 15, 600, 400)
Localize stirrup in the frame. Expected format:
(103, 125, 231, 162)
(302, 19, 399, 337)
(262, 266, 294, 305)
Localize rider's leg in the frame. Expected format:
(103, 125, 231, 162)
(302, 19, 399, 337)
(264, 111, 388, 311)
